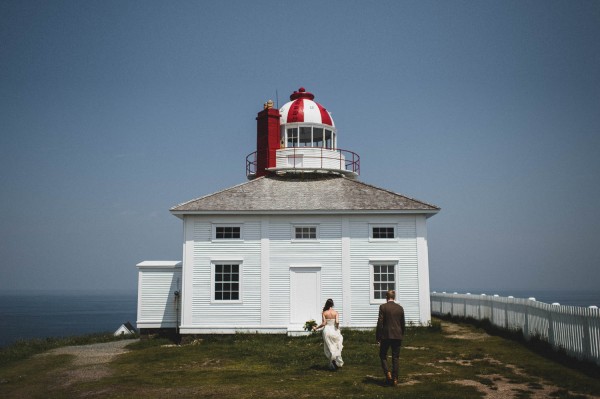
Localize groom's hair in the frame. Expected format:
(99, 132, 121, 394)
(386, 290, 396, 300)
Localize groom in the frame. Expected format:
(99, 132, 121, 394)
(376, 290, 406, 386)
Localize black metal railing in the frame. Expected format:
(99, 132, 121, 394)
(246, 148, 360, 178)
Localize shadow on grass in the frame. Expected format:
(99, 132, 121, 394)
(362, 375, 388, 387)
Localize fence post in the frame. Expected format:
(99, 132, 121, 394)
(524, 302, 529, 340)
(582, 308, 591, 362)
(547, 307, 555, 347)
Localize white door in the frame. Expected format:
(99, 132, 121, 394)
(290, 267, 321, 326)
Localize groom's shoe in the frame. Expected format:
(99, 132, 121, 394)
(385, 372, 392, 385)
(392, 377, 398, 387)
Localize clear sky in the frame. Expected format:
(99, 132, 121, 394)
(1, 1, 599, 294)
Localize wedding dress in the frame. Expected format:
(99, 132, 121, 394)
(323, 319, 344, 368)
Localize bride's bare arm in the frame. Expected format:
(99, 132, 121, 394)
(313, 312, 326, 331)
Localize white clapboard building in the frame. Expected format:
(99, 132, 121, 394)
(136, 87, 440, 335)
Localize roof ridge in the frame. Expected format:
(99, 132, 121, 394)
(170, 177, 265, 211)
(341, 176, 440, 210)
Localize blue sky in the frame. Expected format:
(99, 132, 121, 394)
(1, 0, 599, 294)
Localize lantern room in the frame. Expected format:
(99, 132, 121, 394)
(246, 87, 359, 179)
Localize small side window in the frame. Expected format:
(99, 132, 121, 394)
(214, 225, 241, 240)
(372, 227, 395, 239)
(294, 226, 317, 240)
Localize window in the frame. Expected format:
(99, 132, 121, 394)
(287, 128, 298, 147)
(214, 225, 241, 239)
(372, 263, 396, 302)
(294, 226, 317, 239)
(213, 263, 240, 301)
(299, 127, 312, 147)
(325, 130, 333, 148)
(313, 128, 324, 147)
(372, 226, 395, 239)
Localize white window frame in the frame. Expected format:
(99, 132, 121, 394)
(369, 224, 397, 241)
(369, 260, 398, 304)
(210, 260, 243, 304)
(212, 224, 243, 241)
(291, 224, 319, 241)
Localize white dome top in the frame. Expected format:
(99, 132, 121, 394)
(279, 87, 334, 127)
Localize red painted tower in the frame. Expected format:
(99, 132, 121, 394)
(246, 87, 360, 179)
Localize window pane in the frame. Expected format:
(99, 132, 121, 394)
(214, 263, 241, 301)
(373, 227, 395, 239)
(325, 130, 332, 148)
(313, 128, 323, 147)
(373, 263, 396, 301)
(215, 226, 240, 239)
(287, 128, 298, 147)
(295, 226, 316, 239)
(299, 127, 312, 147)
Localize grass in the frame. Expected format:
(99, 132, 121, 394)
(1, 319, 599, 398)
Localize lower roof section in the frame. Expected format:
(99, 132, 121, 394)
(170, 175, 440, 216)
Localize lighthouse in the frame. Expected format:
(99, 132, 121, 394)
(247, 87, 359, 179)
(136, 87, 439, 336)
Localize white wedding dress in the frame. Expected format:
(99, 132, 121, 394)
(323, 319, 344, 368)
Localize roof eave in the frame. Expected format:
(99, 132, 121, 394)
(170, 209, 440, 217)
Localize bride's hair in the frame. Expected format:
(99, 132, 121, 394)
(323, 298, 334, 312)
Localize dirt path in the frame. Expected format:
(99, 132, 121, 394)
(436, 322, 600, 399)
(39, 339, 137, 386)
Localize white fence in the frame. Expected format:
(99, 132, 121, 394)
(431, 292, 600, 365)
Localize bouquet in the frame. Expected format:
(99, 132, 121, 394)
(303, 319, 317, 332)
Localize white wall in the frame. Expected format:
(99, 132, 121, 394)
(136, 261, 182, 329)
(177, 213, 431, 333)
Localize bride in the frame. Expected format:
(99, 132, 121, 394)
(313, 298, 344, 370)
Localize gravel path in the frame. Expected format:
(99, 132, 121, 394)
(40, 339, 138, 386)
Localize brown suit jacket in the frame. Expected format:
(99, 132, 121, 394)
(376, 300, 406, 342)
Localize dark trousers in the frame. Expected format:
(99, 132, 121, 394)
(379, 339, 402, 378)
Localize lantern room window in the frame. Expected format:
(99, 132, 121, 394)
(313, 128, 324, 147)
(287, 128, 298, 148)
(299, 127, 312, 147)
(282, 125, 336, 149)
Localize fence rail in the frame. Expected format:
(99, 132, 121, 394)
(431, 292, 600, 365)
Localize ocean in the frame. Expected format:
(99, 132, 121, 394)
(1, 289, 599, 348)
(0, 290, 137, 348)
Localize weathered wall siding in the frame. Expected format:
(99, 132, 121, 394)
(269, 216, 343, 324)
(349, 217, 420, 325)
(190, 218, 261, 325)
(431, 293, 600, 365)
(138, 269, 181, 325)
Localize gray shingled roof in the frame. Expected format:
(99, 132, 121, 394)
(171, 175, 439, 215)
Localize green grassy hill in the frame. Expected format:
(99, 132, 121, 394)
(1, 319, 599, 398)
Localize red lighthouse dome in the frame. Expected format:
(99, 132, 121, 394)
(279, 87, 334, 127)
